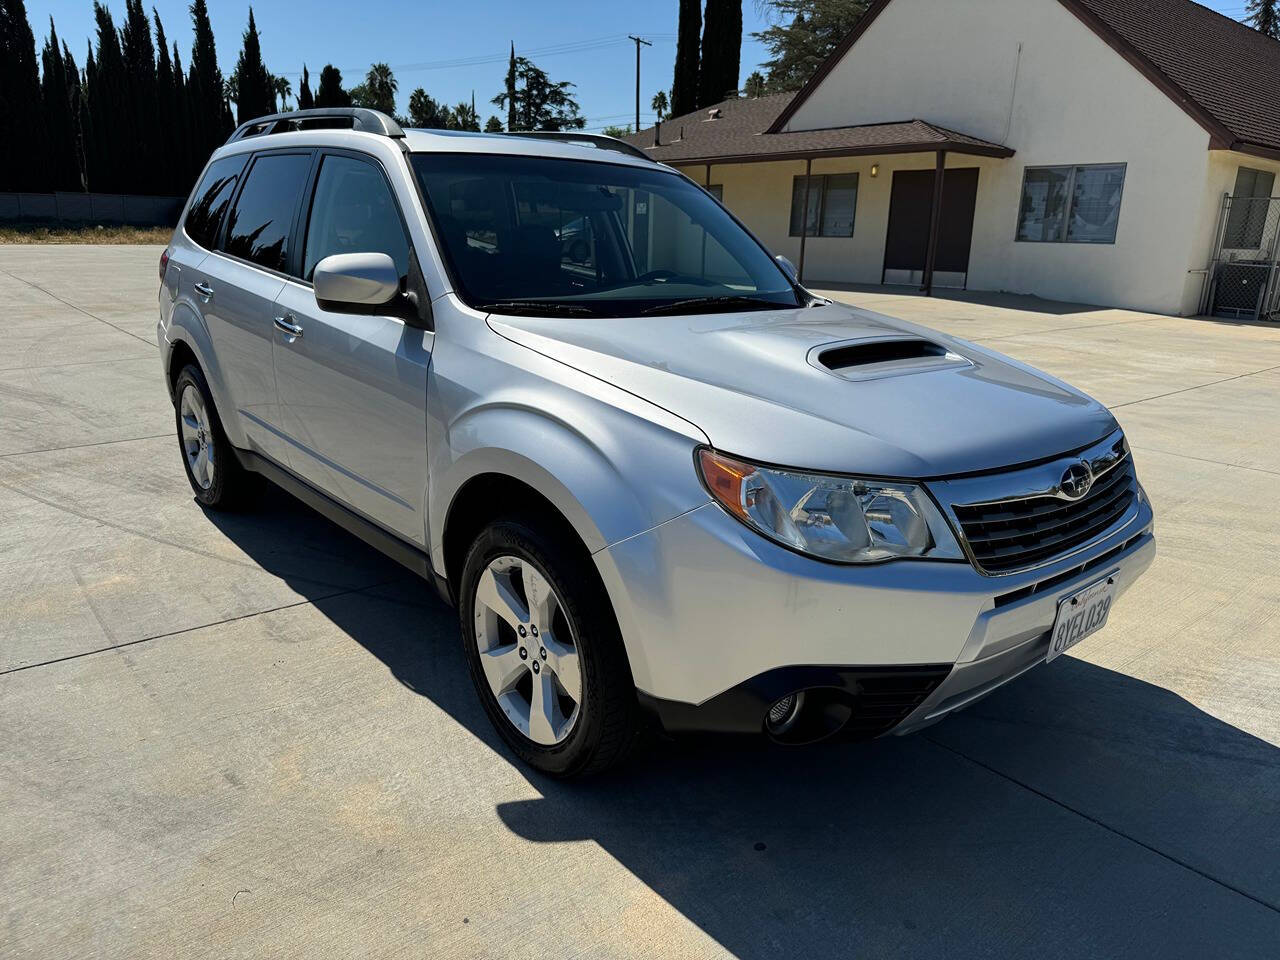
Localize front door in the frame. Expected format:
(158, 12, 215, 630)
(272, 151, 432, 544)
(882, 167, 979, 288)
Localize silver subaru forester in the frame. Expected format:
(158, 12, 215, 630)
(157, 108, 1155, 776)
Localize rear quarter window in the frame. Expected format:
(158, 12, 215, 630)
(184, 155, 248, 250)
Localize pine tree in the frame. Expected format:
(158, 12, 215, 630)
(699, 0, 743, 107)
(187, 0, 227, 167)
(1247, 0, 1280, 38)
(41, 19, 82, 191)
(232, 8, 273, 123)
(315, 64, 351, 107)
(670, 0, 701, 117)
(298, 64, 314, 109)
(753, 0, 871, 93)
(491, 56, 584, 131)
(0, 0, 49, 191)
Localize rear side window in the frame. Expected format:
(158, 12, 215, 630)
(184, 155, 247, 250)
(303, 154, 410, 281)
(222, 153, 311, 273)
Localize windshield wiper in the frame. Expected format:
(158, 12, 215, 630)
(476, 300, 598, 317)
(640, 295, 789, 316)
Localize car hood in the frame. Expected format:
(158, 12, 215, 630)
(487, 302, 1118, 478)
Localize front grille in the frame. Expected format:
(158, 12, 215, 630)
(952, 453, 1137, 575)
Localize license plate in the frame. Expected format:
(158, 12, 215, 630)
(1047, 574, 1117, 662)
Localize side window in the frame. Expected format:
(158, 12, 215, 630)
(184, 155, 247, 250)
(303, 154, 410, 281)
(222, 153, 312, 273)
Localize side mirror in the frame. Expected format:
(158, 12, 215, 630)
(314, 252, 400, 310)
(775, 254, 798, 282)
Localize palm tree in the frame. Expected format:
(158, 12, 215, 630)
(273, 74, 293, 112)
(651, 89, 669, 120)
(365, 62, 398, 115)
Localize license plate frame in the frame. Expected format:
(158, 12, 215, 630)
(1047, 572, 1118, 663)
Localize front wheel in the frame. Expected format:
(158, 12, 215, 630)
(459, 516, 641, 777)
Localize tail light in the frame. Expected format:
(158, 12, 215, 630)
(159, 247, 170, 283)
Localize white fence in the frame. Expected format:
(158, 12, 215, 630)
(0, 191, 185, 226)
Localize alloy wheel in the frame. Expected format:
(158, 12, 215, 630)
(179, 383, 215, 490)
(472, 555, 583, 746)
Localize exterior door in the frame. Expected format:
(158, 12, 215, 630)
(883, 167, 979, 288)
(272, 151, 431, 544)
(199, 150, 313, 463)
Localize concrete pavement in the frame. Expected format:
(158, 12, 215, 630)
(1, 246, 1277, 958)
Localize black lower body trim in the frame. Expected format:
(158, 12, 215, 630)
(639, 664, 953, 743)
(234, 447, 452, 606)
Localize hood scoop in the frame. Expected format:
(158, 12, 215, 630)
(810, 336, 972, 382)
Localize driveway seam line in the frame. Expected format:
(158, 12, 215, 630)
(0, 268, 156, 347)
(925, 735, 1280, 915)
(978, 316, 1165, 342)
(1129, 444, 1280, 478)
(1110, 363, 1280, 409)
(0, 433, 170, 459)
(0, 578, 404, 678)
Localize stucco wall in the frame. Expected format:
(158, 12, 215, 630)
(712, 0, 1219, 314)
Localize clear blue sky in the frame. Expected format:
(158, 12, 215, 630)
(24, 0, 1257, 131)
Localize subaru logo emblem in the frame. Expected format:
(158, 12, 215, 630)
(1059, 461, 1094, 500)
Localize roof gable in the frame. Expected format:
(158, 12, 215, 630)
(768, 0, 1280, 157)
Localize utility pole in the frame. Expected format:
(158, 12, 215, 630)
(628, 35, 652, 134)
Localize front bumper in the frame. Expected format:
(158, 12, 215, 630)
(596, 496, 1155, 737)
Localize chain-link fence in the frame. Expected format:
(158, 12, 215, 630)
(1201, 193, 1280, 321)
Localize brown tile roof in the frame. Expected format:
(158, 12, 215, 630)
(1062, 0, 1280, 155)
(622, 93, 1014, 164)
(767, 0, 1280, 159)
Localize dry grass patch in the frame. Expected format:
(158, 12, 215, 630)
(0, 222, 172, 244)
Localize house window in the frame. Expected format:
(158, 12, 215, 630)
(789, 173, 858, 237)
(706, 184, 724, 201)
(1224, 166, 1275, 249)
(1016, 163, 1126, 244)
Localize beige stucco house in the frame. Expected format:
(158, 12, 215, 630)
(626, 0, 1280, 319)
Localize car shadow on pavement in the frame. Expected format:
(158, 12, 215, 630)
(209, 487, 1280, 959)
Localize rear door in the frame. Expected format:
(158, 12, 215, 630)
(201, 150, 313, 464)
(271, 150, 431, 544)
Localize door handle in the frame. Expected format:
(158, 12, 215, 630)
(194, 281, 214, 299)
(273, 314, 304, 338)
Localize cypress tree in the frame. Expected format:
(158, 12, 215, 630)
(315, 64, 350, 107)
(154, 12, 179, 194)
(298, 64, 314, 110)
(505, 43, 517, 130)
(41, 19, 82, 191)
(670, 0, 700, 117)
(699, 0, 742, 107)
(121, 0, 158, 194)
(171, 41, 199, 189)
(82, 42, 99, 188)
(231, 8, 273, 123)
(0, 0, 49, 191)
(187, 0, 226, 166)
(88, 2, 127, 192)
(62, 41, 88, 190)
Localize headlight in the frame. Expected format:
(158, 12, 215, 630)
(697, 448, 963, 564)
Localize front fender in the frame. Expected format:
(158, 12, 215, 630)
(429, 399, 710, 575)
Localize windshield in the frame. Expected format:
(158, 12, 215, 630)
(410, 153, 800, 317)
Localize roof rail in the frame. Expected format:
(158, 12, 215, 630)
(503, 131, 653, 162)
(227, 107, 405, 144)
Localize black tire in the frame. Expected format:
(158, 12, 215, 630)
(459, 515, 642, 777)
(172, 363, 250, 509)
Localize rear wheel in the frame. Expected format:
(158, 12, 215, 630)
(173, 364, 250, 509)
(459, 516, 641, 776)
